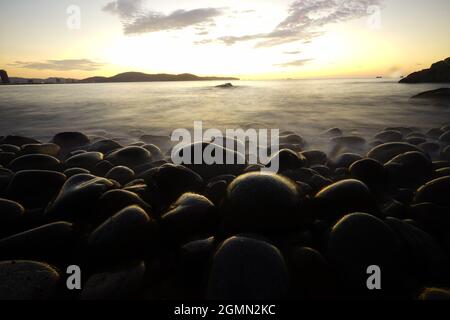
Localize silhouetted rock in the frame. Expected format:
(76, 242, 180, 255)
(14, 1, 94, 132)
(400, 57, 450, 83)
(216, 83, 233, 88)
(0, 70, 10, 84)
(411, 88, 450, 100)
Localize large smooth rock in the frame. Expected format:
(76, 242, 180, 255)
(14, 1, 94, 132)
(64, 152, 103, 171)
(0, 260, 60, 300)
(314, 179, 378, 221)
(222, 172, 302, 234)
(106, 146, 152, 168)
(81, 261, 146, 300)
(140, 163, 204, 206)
(105, 166, 134, 185)
(87, 139, 122, 154)
(266, 149, 308, 172)
(0, 198, 24, 234)
(419, 288, 450, 300)
(367, 142, 423, 164)
(301, 150, 328, 166)
(46, 174, 116, 221)
(206, 236, 288, 300)
(374, 130, 403, 143)
(172, 142, 247, 179)
(7, 170, 66, 210)
(52, 132, 90, 149)
(7, 154, 61, 172)
(349, 158, 386, 189)
(411, 88, 450, 100)
(161, 193, 217, 244)
(19, 143, 60, 158)
(385, 151, 433, 187)
(0, 222, 74, 259)
(88, 205, 154, 259)
(0, 136, 40, 147)
(326, 213, 402, 298)
(414, 176, 450, 207)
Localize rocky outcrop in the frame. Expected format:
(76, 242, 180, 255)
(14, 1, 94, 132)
(400, 58, 450, 83)
(411, 88, 450, 100)
(0, 70, 10, 84)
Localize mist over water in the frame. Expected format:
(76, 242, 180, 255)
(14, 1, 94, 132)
(1, 79, 449, 152)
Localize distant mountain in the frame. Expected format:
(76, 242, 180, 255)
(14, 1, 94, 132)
(80, 72, 239, 83)
(400, 57, 450, 83)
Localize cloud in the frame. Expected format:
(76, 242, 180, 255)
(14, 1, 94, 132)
(284, 50, 302, 55)
(275, 58, 313, 67)
(11, 59, 104, 71)
(201, 0, 383, 47)
(104, 0, 224, 35)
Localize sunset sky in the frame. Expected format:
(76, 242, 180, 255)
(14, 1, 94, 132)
(1, 0, 449, 80)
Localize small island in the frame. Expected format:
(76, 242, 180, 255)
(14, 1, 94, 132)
(3, 71, 239, 85)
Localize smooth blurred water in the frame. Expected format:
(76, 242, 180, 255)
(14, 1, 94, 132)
(1, 79, 449, 149)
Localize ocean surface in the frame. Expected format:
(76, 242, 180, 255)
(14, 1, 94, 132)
(1, 79, 449, 151)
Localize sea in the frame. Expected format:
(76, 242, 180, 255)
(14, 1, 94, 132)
(1, 79, 449, 152)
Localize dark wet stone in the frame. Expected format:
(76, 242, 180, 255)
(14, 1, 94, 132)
(414, 176, 450, 207)
(88, 205, 154, 259)
(87, 139, 122, 154)
(323, 128, 343, 137)
(309, 174, 333, 192)
(439, 131, 450, 143)
(385, 217, 449, 292)
(326, 213, 402, 298)
(266, 149, 308, 172)
(46, 174, 116, 221)
(96, 189, 152, 224)
(105, 166, 134, 185)
(222, 172, 302, 234)
(435, 167, 450, 178)
(314, 179, 378, 221)
(331, 136, 366, 147)
(142, 144, 164, 160)
(289, 246, 336, 299)
(384, 127, 414, 136)
(442, 146, 450, 161)
(0, 260, 60, 300)
(280, 134, 306, 147)
(0, 198, 24, 233)
(52, 132, 90, 149)
(63, 167, 90, 177)
(0, 168, 13, 193)
(65, 152, 103, 171)
(161, 193, 217, 244)
(301, 150, 327, 165)
(407, 132, 427, 139)
(367, 142, 423, 164)
(0, 152, 16, 166)
(0, 222, 74, 259)
(419, 288, 450, 300)
(310, 165, 332, 178)
(382, 199, 409, 219)
(349, 158, 386, 189)
(92, 160, 114, 177)
(433, 160, 450, 170)
(385, 151, 433, 187)
(419, 142, 440, 155)
(206, 236, 288, 300)
(141, 163, 203, 206)
(173, 142, 247, 179)
(81, 261, 146, 300)
(20, 143, 60, 158)
(0, 144, 20, 153)
(7, 154, 61, 172)
(410, 202, 450, 241)
(205, 180, 228, 205)
(427, 128, 444, 139)
(406, 137, 427, 145)
(374, 130, 403, 143)
(0, 136, 40, 147)
(7, 170, 66, 210)
(106, 146, 152, 169)
(328, 153, 362, 169)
